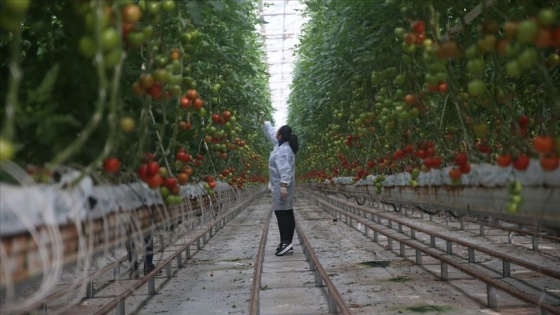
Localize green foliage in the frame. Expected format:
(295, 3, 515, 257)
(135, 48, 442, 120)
(289, 0, 560, 180)
(0, 0, 273, 184)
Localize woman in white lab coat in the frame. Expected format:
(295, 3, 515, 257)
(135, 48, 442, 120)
(263, 121, 299, 256)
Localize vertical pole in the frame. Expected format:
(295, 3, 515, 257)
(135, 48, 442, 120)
(487, 285, 497, 309)
(441, 262, 448, 280)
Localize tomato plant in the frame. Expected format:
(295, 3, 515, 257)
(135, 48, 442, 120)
(289, 0, 559, 184)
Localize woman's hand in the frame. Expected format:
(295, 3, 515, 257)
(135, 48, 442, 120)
(280, 187, 288, 198)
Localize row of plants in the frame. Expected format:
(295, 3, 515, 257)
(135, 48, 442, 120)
(0, 0, 275, 203)
(289, 1, 559, 181)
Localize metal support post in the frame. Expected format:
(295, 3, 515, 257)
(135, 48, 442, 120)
(415, 249, 422, 265)
(503, 260, 510, 278)
(487, 285, 497, 309)
(468, 248, 475, 263)
(86, 280, 94, 298)
(441, 263, 448, 280)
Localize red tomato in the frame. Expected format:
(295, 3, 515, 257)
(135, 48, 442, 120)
(448, 168, 462, 180)
(454, 152, 468, 166)
(103, 158, 120, 173)
(176, 151, 188, 162)
(438, 82, 448, 93)
(517, 115, 529, 128)
(147, 161, 160, 177)
(513, 154, 530, 171)
(193, 98, 204, 110)
(177, 172, 189, 185)
(148, 83, 162, 100)
(431, 156, 442, 168)
(180, 96, 191, 109)
(212, 113, 221, 123)
(540, 154, 559, 171)
(146, 175, 163, 189)
(165, 177, 177, 189)
(138, 164, 148, 180)
(532, 135, 555, 153)
(183, 165, 194, 176)
(412, 20, 425, 34)
(404, 144, 414, 154)
(460, 163, 471, 174)
(404, 94, 417, 105)
(496, 154, 512, 167)
(222, 110, 231, 121)
(186, 89, 198, 100)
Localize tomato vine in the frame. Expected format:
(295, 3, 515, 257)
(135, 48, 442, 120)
(0, 0, 273, 195)
(289, 0, 560, 194)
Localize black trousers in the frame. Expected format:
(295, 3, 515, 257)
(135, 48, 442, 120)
(274, 209, 295, 244)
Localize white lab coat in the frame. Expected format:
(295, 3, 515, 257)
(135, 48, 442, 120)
(264, 121, 295, 211)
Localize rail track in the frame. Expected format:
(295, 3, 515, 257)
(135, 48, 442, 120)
(318, 183, 560, 251)
(303, 187, 560, 314)
(1, 187, 264, 315)
(2, 186, 559, 314)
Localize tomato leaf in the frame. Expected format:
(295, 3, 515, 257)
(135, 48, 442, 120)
(27, 63, 59, 104)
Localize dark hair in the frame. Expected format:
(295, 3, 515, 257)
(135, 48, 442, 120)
(278, 125, 299, 154)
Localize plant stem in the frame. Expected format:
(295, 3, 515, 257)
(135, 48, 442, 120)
(2, 26, 23, 141)
(49, 1, 108, 170)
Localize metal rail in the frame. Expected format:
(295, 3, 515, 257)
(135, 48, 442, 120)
(294, 219, 352, 315)
(93, 189, 262, 315)
(248, 207, 273, 315)
(327, 193, 560, 280)
(319, 183, 560, 229)
(5, 188, 263, 315)
(304, 189, 560, 314)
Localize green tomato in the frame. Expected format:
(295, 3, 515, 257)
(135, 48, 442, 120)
(143, 25, 155, 40)
(466, 58, 485, 75)
(0, 138, 15, 161)
(516, 20, 537, 44)
(161, 0, 176, 12)
(154, 69, 169, 83)
(127, 31, 145, 47)
(160, 187, 170, 198)
(505, 60, 521, 77)
(394, 27, 406, 39)
(517, 48, 537, 70)
(101, 28, 120, 51)
(538, 8, 556, 27)
(467, 79, 485, 97)
(2, 0, 30, 14)
(146, 1, 160, 15)
(104, 49, 122, 68)
(505, 202, 519, 213)
(79, 36, 96, 58)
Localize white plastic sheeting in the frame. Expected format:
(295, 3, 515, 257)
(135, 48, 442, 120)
(332, 160, 560, 187)
(0, 173, 232, 237)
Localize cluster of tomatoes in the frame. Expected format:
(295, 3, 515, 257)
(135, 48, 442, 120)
(532, 136, 558, 171)
(75, 1, 149, 68)
(448, 152, 471, 184)
(202, 176, 217, 193)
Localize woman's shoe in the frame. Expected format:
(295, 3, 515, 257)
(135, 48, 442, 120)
(275, 243, 293, 256)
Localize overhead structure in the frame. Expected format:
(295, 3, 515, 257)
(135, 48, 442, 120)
(259, 0, 307, 125)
